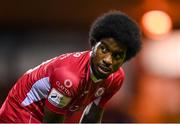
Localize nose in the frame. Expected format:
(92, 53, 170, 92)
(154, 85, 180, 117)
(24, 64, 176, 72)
(103, 54, 112, 67)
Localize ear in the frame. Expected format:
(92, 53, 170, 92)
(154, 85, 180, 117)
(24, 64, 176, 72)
(91, 46, 95, 56)
(91, 46, 95, 51)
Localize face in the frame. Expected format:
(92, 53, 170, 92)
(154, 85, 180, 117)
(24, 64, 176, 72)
(91, 38, 127, 79)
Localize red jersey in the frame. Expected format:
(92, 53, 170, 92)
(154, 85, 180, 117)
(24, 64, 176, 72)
(0, 51, 124, 123)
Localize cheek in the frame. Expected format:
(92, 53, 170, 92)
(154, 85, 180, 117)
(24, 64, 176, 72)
(91, 53, 101, 67)
(94, 50, 103, 62)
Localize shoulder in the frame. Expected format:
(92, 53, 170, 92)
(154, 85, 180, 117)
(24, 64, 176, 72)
(58, 51, 90, 61)
(52, 50, 90, 73)
(48, 51, 90, 73)
(106, 67, 125, 89)
(49, 51, 91, 96)
(113, 67, 125, 81)
(109, 67, 125, 82)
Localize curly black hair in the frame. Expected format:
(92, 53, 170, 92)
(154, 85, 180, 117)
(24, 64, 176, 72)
(89, 10, 142, 61)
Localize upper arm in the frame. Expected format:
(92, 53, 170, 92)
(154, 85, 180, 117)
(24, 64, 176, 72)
(43, 68, 72, 122)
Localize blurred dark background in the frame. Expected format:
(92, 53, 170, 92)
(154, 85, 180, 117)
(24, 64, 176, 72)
(0, 0, 180, 123)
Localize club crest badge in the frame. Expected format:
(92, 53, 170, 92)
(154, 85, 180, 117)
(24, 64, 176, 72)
(69, 105, 80, 112)
(95, 87, 105, 97)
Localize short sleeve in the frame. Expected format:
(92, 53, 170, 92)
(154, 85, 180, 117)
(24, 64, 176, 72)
(45, 67, 78, 115)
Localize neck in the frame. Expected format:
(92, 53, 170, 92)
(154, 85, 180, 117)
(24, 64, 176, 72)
(90, 66, 103, 83)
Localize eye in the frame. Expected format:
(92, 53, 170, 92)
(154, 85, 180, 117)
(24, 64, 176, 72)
(113, 52, 125, 60)
(100, 45, 109, 53)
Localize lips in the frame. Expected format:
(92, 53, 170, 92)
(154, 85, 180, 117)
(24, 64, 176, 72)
(97, 64, 112, 75)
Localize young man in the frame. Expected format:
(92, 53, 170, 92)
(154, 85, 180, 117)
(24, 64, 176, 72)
(0, 11, 141, 123)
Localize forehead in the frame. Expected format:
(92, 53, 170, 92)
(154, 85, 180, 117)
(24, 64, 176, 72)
(100, 38, 126, 51)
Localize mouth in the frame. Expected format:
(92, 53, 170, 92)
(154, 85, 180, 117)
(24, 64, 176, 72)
(97, 64, 112, 75)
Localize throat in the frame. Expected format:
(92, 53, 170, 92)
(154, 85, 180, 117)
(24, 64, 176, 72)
(90, 66, 103, 83)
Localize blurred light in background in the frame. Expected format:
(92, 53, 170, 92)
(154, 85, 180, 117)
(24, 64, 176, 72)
(141, 30, 180, 78)
(141, 10, 172, 40)
(129, 30, 180, 122)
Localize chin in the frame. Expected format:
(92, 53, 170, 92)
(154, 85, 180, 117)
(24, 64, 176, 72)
(96, 72, 110, 79)
(91, 64, 109, 79)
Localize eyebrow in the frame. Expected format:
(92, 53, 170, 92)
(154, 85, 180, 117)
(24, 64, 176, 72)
(101, 41, 125, 53)
(101, 42, 108, 48)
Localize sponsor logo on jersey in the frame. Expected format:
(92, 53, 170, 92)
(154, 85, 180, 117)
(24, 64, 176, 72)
(64, 79, 73, 88)
(56, 81, 71, 96)
(95, 87, 105, 97)
(48, 88, 72, 108)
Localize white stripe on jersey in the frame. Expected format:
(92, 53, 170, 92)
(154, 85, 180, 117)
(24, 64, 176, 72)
(21, 77, 51, 106)
(93, 96, 102, 106)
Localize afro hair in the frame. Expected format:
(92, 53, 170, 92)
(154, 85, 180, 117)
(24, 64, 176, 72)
(89, 10, 142, 61)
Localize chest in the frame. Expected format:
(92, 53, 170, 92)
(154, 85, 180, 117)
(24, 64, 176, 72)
(67, 79, 107, 112)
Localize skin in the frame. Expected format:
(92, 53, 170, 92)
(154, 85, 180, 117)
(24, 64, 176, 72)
(91, 37, 127, 79)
